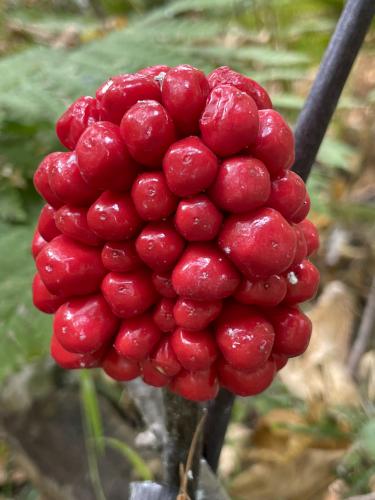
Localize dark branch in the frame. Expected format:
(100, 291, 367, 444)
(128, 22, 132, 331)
(292, 0, 375, 182)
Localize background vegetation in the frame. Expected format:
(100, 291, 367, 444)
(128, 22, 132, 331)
(0, 1, 374, 498)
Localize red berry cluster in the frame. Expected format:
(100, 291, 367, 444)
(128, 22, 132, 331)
(32, 65, 320, 402)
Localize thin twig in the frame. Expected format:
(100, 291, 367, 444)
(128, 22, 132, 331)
(348, 277, 375, 379)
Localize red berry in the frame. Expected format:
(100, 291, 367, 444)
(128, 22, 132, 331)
(163, 136, 218, 197)
(172, 243, 240, 301)
(170, 328, 217, 371)
(152, 271, 177, 298)
(138, 65, 170, 80)
(50, 334, 105, 369)
(209, 156, 270, 213)
(271, 352, 288, 371)
(171, 366, 219, 402)
(54, 295, 119, 354)
(131, 171, 177, 221)
(175, 195, 223, 242)
(48, 151, 99, 206)
(101, 241, 141, 273)
(31, 230, 47, 259)
(56, 96, 100, 150)
(33, 153, 63, 208)
(269, 306, 312, 357)
(290, 192, 311, 223)
(101, 270, 157, 318)
(87, 191, 142, 241)
(120, 100, 176, 167)
(76, 121, 138, 191)
(218, 358, 275, 397)
(251, 109, 294, 178)
(141, 359, 171, 387)
(267, 171, 306, 221)
(36, 235, 105, 296)
(219, 208, 297, 279)
(298, 219, 320, 256)
(291, 224, 308, 266)
(102, 348, 140, 381)
(55, 206, 102, 246)
(216, 302, 275, 371)
(96, 73, 161, 124)
(234, 275, 287, 307)
(150, 336, 181, 376)
(208, 66, 272, 110)
(200, 84, 259, 157)
(135, 221, 184, 272)
(32, 273, 66, 313)
(37, 204, 60, 241)
(114, 313, 162, 361)
(173, 298, 222, 331)
(284, 259, 320, 304)
(153, 298, 176, 332)
(162, 64, 209, 135)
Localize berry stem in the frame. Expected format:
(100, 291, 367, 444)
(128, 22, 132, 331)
(163, 389, 205, 499)
(292, 0, 375, 182)
(203, 0, 374, 474)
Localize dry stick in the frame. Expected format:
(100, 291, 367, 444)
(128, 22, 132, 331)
(348, 277, 375, 379)
(203, 0, 375, 473)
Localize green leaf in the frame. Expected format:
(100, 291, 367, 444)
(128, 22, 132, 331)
(317, 137, 357, 170)
(80, 370, 105, 454)
(101, 437, 153, 481)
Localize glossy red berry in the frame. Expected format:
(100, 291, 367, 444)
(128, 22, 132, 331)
(290, 192, 311, 223)
(271, 352, 288, 371)
(251, 109, 294, 178)
(101, 270, 157, 318)
(96, 73, 161, 124)
(101, 241, 141, 273)
(218, 358, 276, 397)
(234, 275, 287, 307)
(131, 171, 177, 221)
(209, 156, 270, 213)
(200, 84, 259, 157)
(170, 328, 217, 371)
(55, 206, 102, 246)
(284, 259, 320, 304)
(208, 66, 272, 110)
(48, 151, 99, 207)
(216, 302, 275, 371)
(36, 235, 105, 296)
(32, 273, 66, 314)
(219, 208, 297, 279)
(50, 334, 105, 369)
(138, 65, 170, 80)
(173, 298, 222, 331)
(54, 295, 119, 354)
(172, 243, 240, 301)
(87, 191, 142, 241)
(37, 204, 60, 241)
(291, 224, 308, 266)
(269, 305, 312, 357)
(150, 336, 181, 377)
(171, 366, 219, 402)
(153, 298, 176, 332)
(31, 230, 47, 259)
(135, 222, 184, 272)
(102, 348, 140, 381)
(76, 121, 138, 191)
(141, 359, 171, 387)
(175, 196, 223, 241)
(267, 171, 306, 221)
(163, 136, 218, 197)
(114, 313, 162, 361)
(162, 64, 209, 135)
(56, 96, 100, 150)
(298, 219, 320, 256)
(151, 271, 177, 298)
(120, 100, 176, 167)
(33, 153, 63, 208)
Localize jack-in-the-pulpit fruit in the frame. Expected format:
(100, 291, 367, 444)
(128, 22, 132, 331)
(32, 64, 320, 402)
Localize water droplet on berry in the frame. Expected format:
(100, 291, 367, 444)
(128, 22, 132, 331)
(99, 214, 107, 222)
(271, 241, 279, 249)
(287, 271, 298, 285)
(45, 265, 53, 273)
